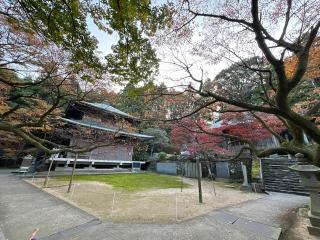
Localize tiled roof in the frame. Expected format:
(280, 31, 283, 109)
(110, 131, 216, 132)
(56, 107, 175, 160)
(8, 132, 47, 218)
(61, 118, 153, 139)
(81, 101, 137, 120)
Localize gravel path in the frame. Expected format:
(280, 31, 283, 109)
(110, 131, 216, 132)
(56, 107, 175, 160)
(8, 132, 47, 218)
(27, 177, 262, 223)
(0, 172, 308, 240)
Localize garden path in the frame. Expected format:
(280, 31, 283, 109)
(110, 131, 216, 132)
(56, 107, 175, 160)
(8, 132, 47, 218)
(0, 172, 308, 240)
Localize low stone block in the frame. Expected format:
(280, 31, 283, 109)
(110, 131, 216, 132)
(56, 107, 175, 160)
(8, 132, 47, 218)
(240, 185, 252, 192)
(309, 212, 320, 227)
(308, 225, 320, 236)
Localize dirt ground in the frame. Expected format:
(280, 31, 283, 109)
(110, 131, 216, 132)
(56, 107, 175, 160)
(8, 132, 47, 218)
(27, 177, 262, 223)
(283, 207, 319, 240)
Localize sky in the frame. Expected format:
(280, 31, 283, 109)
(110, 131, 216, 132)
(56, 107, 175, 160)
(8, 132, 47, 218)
(86, 17, 118, 57)
(86, 16, 226, 91)
(84, 0, 225, 91)
(85, 0, 301, 92)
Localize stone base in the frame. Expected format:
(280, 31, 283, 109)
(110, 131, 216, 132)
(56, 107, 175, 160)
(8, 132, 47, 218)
(308, 211, 320, 227)
(307, 211, 320, 236)
(308, 225, 320, 236)
(240, 185, 252, 192)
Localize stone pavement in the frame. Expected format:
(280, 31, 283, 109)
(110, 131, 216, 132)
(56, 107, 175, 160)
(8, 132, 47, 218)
(0, 171, 95, 240)
(0, 228, 4, 240)
(223, 191, 308, 227)
(0, 172, 308, 240)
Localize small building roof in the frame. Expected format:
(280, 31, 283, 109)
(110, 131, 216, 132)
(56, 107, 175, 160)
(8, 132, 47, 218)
(210, 120, 222, 128)
(80, 101, 137, 120)
(61, 118, 153, 139)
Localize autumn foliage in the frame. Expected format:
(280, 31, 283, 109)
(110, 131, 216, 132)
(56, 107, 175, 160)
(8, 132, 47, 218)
(170, 118, 226, 155)
(170, 112, 286, 156)
(285, 39, 320, 80)
(218, 112, 286, 141)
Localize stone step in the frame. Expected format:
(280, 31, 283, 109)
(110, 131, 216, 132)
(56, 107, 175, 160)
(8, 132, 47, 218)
(39, 219, 101, 240)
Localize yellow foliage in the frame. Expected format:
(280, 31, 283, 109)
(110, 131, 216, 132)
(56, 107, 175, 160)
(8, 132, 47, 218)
(285, 41, 320, 80)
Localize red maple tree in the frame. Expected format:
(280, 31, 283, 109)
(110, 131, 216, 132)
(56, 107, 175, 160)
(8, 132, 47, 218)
(170, 112, 286, 157)
(170, 118, 225, 155)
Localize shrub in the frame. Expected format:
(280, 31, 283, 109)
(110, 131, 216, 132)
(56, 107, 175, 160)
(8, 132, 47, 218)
(158, 152, 167, 161)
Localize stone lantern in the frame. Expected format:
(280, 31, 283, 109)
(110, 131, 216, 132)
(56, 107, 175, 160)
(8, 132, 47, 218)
(22, 154, 36, 172)
(289, 153, 320, 236)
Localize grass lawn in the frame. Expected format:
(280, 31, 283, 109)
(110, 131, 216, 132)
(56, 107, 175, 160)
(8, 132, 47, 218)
(55, 173, 190, 191)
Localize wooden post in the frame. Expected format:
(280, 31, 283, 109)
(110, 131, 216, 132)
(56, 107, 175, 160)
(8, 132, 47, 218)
(175, 193, 178, 221)
(207, 162, 216, 196)
(111, 191, 116, 217)
(68, 153, 78, 193)
(180, 162, 184, 192)
(196, 158, 203, 203)
(150, 144, 154, 157)
(43, 158, 54, 188)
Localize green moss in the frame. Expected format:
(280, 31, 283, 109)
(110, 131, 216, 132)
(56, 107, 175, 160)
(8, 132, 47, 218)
(55, 173, 190, 191)
(252, 160, 261, 179)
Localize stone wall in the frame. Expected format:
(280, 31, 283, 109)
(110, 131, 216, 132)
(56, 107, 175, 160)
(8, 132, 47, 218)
(215, 161, 243, 180)
(156, 162, 177, 175)
(261, 155, 308, 195)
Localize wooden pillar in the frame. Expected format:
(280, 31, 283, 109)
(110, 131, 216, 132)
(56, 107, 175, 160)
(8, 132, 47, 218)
(180, 162, 184, 192)
(207, 162, 216, 196)
(43, 158, 54, 188)
(196, 158, 203, 203)
(68, 153, 78, 193)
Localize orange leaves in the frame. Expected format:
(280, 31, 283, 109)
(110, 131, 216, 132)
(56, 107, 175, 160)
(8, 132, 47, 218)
(0, 100, 10, 114)
(4, 99, 62, 131)
(0, 130, 22, 159)
(285, 41, 320, 80)
(114, 118, 137, 133)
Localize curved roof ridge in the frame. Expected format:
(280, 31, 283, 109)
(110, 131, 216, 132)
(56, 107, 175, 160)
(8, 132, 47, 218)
(80, 101, 137, 120)
(61, 117, 153, 139)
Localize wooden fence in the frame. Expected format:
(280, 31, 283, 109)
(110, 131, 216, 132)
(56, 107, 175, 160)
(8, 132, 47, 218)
(182, 162, 201, 178)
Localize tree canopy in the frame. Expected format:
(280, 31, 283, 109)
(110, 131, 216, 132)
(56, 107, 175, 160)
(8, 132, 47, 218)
(0, 0, 173, 157)
(2, 0, 320, 168)
(155, 0, 320, 166)
(142, 128, 171, 155)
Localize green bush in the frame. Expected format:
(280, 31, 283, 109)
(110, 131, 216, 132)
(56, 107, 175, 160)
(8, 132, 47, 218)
(252, 160, 260, 178)
(166, 154, 177, 161)
(158, 152, 167, 161)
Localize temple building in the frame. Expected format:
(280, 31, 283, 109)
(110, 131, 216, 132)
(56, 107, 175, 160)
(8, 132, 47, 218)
(48, 101, 152, 170)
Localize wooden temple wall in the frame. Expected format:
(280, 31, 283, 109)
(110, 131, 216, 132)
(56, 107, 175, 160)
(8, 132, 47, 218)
(90, 145, 133, 161)
(82, 113, 133, 132)
(67, 138, 133, 161)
